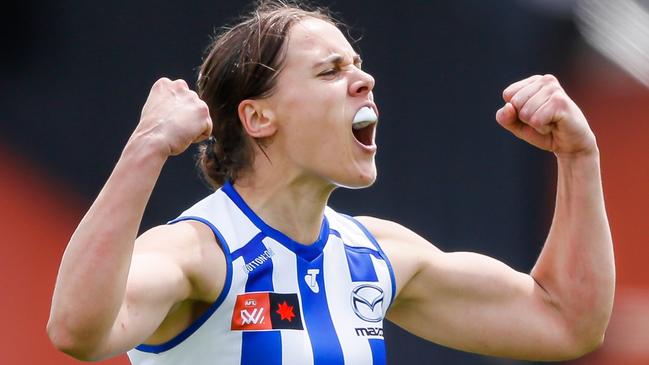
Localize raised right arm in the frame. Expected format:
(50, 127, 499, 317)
(47, 78, 213, 360)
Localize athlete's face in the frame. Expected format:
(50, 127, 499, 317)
(266, 17, 378, 189)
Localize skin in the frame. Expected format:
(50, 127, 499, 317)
(47, 17, 614, 362)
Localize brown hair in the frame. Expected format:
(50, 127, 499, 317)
(196, 0, 337, 188)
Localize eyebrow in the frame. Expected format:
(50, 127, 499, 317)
(313, 53, 362, 69)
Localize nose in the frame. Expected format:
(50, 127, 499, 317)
(348, 69, 375, 97)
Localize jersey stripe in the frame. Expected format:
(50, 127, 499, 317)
(368, 339, 386, 365)
(265, 239, 315, 365)
(345, 246, 379, 282)
(241, 331, 281, 365)
(325, 236, 375, 365)
(297, 254, 344, 364)
(240, 234, 281, 365)
(232, 232, 274, 289)
(370, 255, 393, 311)
(342, 215, 397, 306)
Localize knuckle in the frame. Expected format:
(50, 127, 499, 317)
(195, 101, 210, 115)
(153, 77, 171, 88)
(549, 91, 567, 106)
(503, 87, 515, 100)
(199, 103, 209, 114)
(542, 74, 557, 82)
(529, 115, 542, 128)
(544, 83, 560, 94)
(173, 79, 189, 89)
(184, 90, 199, 101)
(526, 75, 542, 85)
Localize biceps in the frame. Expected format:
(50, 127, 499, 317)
(388, 252, 577, 360)
(101, 253, 191, 358)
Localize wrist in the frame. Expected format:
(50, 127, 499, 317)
(555, 144, 600, 165)
(122, 132, 169, 166)
(555, 145, 602, 186)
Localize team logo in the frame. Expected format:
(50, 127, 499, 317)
(231, 292, 304, 331)
(241, 307, 265, 325)
(350, 284, 384, 322)
(304, 269, 320, 293)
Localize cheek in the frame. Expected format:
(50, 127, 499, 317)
(274, 81, 350, 154)
(281, 93, 345, 137)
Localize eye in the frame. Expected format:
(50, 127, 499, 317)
(318, 68, 340, 77)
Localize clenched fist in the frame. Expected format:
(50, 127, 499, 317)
(133, 78, 212, 156)
(496, 74, 597, 157)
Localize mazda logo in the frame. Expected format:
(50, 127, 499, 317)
(351, 284, 384, 322)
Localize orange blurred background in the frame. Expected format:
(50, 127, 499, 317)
(567, 48, 649, 365)
(0, 144, 129, 364)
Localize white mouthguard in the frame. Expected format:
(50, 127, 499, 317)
(352, 107, 378, 129)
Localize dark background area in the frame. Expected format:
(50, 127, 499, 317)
(2, 0, 573, 259)
(1, 1, 595, 364)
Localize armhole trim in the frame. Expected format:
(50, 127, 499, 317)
(341, 214, 397, 308)
(134, 216, 233, 354)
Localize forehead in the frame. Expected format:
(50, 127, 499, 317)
(283, 17, 357, 67)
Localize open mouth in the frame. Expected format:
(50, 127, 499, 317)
(352, 122, 375, 146)
(352, 107, 378, 147)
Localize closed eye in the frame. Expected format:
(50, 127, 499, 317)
(318, 68, 340, 77)
(314, 54, 363, 78)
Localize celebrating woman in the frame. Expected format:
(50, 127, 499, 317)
(48, 2, 614, 364)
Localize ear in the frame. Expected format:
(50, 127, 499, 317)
(238, 99, 277, 138)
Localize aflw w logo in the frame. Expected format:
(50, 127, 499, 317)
(240, 307, 265, 325)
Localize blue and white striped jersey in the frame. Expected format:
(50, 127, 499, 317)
(127, 182, 396, 365)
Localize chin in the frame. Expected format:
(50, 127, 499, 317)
(334, 167, 377, 190)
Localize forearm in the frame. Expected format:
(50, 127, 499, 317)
(531, 149, 615, 346)
(48, 135, 167, 350)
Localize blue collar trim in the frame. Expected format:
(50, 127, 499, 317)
(222, 181, 330, 262)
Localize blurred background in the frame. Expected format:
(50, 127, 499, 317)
(1, 0, 647, 364)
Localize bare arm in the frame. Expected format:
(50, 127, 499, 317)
(363, 75, 615, 361)
(47, 78, 213, 360)
(500, 75, 614, 350)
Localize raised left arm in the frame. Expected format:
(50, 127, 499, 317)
(499, 74, 615, 350)
(362, 74, 614, 361)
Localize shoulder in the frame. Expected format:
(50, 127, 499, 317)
(135, 220, 220, 264)
(354, 216, 443, 300)
(354, 216, 442, 255)
(134, 220, 226, 302)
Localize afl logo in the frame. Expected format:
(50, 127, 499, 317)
(351, 284, 384, 322)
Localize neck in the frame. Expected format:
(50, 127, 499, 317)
(234, 168, 335, 245)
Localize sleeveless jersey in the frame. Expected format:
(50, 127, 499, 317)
(127, 182, 396, 365)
